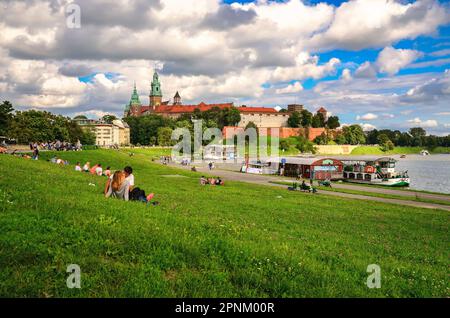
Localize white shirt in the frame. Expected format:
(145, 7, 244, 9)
(126, 174, 135, 186)
(95, 167, 103, 176)
(75, 165, 82, 171)
(83, 165, 89, 171)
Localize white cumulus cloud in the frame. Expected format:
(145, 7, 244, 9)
(275, 82, 304, 94)
(356, 113, 378, 121)
(376, 46, 423, 75)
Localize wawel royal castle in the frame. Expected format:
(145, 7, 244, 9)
(124, 71, 329, 140)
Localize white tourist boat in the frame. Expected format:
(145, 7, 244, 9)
(339, 157, 410, 187)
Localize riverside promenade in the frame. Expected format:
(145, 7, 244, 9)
(168, 161, 450, 211)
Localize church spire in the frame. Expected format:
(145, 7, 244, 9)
(125, 82, 142, 117)
(173, 91, 181, 105)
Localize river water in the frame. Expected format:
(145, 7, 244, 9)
(394, 154, 450, 194)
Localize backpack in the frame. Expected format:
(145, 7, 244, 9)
(130, 187, 146, 201)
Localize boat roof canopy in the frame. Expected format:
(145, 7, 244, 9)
(267, 157, 342, 166)
(333, 156, 397, 163)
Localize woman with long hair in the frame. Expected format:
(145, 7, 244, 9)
(105, 171, 130, 201)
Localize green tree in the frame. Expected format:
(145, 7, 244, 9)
(409, 127, 426, 138)
(80, 129, 96, 145)
(342, 125, 366, 145)
(123, 114, 175, 145)
(8, 110, 85, 143)
(334, 133, 346, 145)
(222, 107, 241, 127)
(287, 111, 301, 128)
(157, 127, 174, 146)
(312, 113, 325, 128)
(378, 134, 394, 152)
(296, 135, 316, 154)
(300, 109, 313, 127)
(326, 116, 340, 129)
(102, 114, 117, 124)
(314, 132, 329, 145)
(0, 101, 14, 136)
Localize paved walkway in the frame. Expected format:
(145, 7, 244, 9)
(168, 162, 450, 211)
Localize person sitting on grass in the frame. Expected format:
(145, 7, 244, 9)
(200, 176, 207, 185)
(105, 171, 130, 201)
(83, 162, 90, 172)
(105, 166, 135, 195)
(75, 162, 82, 172)
(104, 169, 155, 204)
(301, 180, 309, 190)
(215, 177, 224, 186)
(95, 164, 103, 176)
(104, 166, 111, 177)
(209, 177, 216, 185)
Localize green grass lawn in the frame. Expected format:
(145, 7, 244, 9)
(0, 150, 448, 297)
(350, 146, 450, 155)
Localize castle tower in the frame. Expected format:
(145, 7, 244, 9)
(125, 82, 142, 117)
(149, 71, 162, 109)
(173, 91, 181, 105)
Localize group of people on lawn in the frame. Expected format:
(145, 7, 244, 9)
(200, 176, 224, 186)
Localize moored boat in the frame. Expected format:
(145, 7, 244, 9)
(339, 156, 410, 187)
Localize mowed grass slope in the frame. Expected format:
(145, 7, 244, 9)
(0, 150, 448, 297)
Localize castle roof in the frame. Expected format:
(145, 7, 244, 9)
(237, 106, 278, 114)
(317, 107, 327, 113)
(138, 103, 280, 115)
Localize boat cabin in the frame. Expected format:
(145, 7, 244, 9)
(267, 157, 344, 180)
(339, 157, 400, 181)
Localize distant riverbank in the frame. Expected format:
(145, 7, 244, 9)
(349, 146, 450, 156)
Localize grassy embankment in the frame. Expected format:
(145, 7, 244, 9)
(0, 150, 448, 297)
(350, 146, 450, 155)
(269, 181, 450, 207)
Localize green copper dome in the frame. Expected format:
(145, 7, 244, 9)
(130, 82, 141, 105)
(125, 82, 141, 113)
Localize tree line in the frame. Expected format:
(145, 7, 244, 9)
(286, 109, 340, 129)
(0, 101, 96, 144)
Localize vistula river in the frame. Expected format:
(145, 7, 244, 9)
(394, 154, 450, 194)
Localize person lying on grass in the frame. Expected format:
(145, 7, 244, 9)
(201, 177, 224, 186)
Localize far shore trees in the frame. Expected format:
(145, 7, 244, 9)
(341, 125, 366, 145)
(378, 133, 395, 152)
